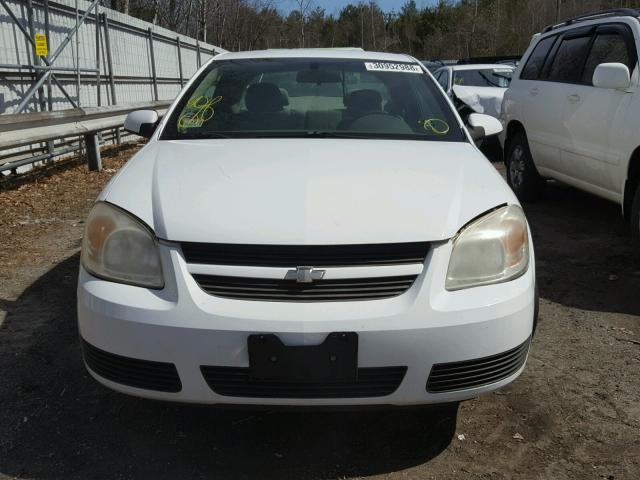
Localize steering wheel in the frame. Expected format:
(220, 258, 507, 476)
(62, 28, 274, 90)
(342, 111, 409, 132)
(355, 111, 404, 122)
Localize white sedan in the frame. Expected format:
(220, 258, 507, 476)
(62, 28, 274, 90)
(433, 64, 516, 118)
(78, 49, 536, 406)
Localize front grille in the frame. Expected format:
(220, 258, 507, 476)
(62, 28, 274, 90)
(427, 338, 530, 393)
(181, 242, 430, 267)
(82, 339, 182, 393)
(200, 366, 407, 398)
(192, 274, 417, 302)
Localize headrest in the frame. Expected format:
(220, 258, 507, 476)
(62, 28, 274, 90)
(246, 83, 287, 113)
(343, 89, 383, 113)
(213, 82, 243, 105)
(279, 88, 290, 107)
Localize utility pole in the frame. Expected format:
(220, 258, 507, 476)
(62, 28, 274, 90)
(556, 0, 562, 22)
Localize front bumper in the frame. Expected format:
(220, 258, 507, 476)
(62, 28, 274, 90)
(77, 241, 536, 406)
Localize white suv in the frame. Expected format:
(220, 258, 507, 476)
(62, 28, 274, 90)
(501, 9, 640, 238)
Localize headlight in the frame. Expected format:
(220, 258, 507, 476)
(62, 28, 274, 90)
(81, 202, 164, 288)
(446, 205, 529, 291)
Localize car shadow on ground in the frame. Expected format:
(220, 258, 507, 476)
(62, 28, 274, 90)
(524, 181, 640, 316)
(0, 254, 458, 480)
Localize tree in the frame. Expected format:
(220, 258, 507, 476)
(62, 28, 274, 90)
(295, 0, 313, 47)
(111, 0, 130, 14)
(116, 0, 640, 59)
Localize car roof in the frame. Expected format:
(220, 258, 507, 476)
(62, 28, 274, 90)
(213, 48, 419, 63)
(449, 64, 516, 71)
(536, 10, 640, 40)
(542, 8, 640, 33)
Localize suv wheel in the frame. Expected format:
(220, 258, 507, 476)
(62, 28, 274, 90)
(631, 182, 640, 242)
(506, 131, 544, 201)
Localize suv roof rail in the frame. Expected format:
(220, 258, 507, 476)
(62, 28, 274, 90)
(542, 8, 640, 33)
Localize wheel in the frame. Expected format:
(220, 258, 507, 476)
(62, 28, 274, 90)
(506, 131, 544, 202)
(630, 182, 640, 242)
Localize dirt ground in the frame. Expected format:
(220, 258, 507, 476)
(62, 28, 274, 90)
(0, 146, 639, 480)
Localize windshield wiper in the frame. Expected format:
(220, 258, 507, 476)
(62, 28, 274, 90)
(168, 131, 231, 140)
(210, 130, 367, 139)
(302, 131, 373, 139)
(168, 130, 431, 141)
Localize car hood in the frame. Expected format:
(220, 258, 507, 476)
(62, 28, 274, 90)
(452, 85, 507, 118)
(102, 139, 516, 244)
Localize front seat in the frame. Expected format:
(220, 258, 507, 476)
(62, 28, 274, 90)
(338, 89, 383, 130)
(238, 83, 300, 130)
(246, 83, 287, 113)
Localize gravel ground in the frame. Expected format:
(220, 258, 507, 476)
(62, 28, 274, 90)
(0, 147, 639, 480)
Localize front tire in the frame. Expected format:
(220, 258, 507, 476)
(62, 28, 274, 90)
(506, 131, 544, 202)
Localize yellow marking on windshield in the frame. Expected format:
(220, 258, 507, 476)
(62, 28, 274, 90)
(419, 119, 450, 135)
(178, 95, 223, 130)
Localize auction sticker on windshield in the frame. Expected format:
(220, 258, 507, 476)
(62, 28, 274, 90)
(365, 62, 422, 73)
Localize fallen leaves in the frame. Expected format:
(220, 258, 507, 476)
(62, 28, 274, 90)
(0, 145, 138, 292)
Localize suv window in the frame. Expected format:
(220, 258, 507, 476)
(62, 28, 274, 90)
(582, 32, 632, 84)
(547, 34, 592, 83)
(521, 35, 556, 80)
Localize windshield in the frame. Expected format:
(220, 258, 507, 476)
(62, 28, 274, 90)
(453, 68, 513, 88)
(161, 58, 465, 142)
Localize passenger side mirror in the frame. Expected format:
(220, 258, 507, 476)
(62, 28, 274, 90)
(467, 113, 503, 141)
(593, 63, 631, 90)
(124, 110, 159, 138)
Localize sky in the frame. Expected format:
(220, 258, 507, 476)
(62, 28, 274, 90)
(280, 0, 437, 15)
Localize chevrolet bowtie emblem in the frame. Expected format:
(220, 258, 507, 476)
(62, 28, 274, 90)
(284, 266, 326, 283)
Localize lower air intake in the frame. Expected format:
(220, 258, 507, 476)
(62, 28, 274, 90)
(427, 338, 530, 393)
(82, 339, 182, 393)
(200, 366, 407, 398)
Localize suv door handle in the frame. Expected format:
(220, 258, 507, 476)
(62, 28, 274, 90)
(529, 88, 539, 96)
(568, 94, 581, 103)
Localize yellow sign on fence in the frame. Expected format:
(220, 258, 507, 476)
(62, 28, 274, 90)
(34, 33, 48, 57)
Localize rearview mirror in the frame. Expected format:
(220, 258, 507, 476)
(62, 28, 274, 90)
(124, 110, 159, 138)
(467, 113, 503, 141)
(593, 63, 630, 90)
(296, 69, 342, 83)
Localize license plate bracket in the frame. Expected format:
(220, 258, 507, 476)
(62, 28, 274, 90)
(248, 332, 358, 382)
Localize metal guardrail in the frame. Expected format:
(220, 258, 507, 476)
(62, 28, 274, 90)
(0, 100, 170, 173)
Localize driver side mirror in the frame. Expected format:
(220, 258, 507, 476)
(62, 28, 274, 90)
(592, 62, 631, 90)
(124, 110, 159, 138)
(467, 113, 503, 141)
